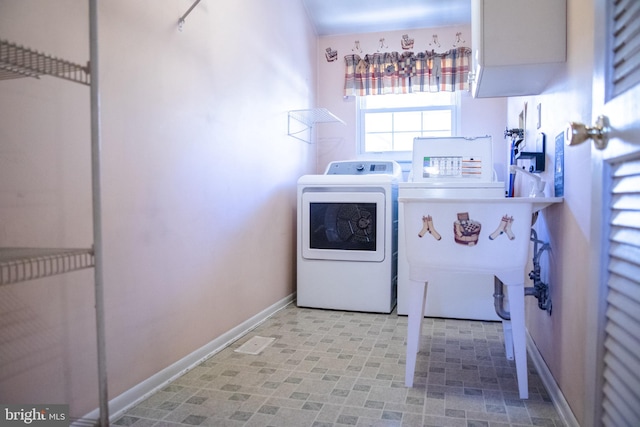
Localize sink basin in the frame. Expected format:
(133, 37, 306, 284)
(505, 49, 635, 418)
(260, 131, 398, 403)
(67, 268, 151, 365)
(398, 196, 563, 284)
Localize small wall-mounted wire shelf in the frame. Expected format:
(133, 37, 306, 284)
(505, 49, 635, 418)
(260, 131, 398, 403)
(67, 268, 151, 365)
(288, 108, 345, 143)
(0, 39, 91, 85)
(0, 248, 94, 286)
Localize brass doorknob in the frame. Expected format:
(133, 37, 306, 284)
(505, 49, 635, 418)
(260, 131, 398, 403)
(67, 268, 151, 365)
(565, 115, 610, 150)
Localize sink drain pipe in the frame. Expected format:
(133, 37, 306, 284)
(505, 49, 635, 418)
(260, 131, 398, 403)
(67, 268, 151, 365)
(493, 228, 552, 320)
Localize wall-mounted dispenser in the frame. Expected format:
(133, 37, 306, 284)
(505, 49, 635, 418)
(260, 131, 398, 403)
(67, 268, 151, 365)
(516, 132, 546, 172)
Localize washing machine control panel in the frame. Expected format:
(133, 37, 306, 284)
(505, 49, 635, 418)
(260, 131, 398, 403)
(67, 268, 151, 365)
(325, 161, 398, 176)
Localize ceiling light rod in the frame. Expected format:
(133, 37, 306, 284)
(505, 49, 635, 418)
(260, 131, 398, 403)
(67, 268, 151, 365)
(178, 0, 202, 31)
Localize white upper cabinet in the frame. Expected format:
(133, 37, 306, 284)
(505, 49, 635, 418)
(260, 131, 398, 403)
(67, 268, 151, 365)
(471, 0, 567, 98)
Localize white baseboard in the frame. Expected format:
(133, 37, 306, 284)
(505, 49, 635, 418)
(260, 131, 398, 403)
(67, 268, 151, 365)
(526, 331, 580, 427)
(76, 293, 295, 426)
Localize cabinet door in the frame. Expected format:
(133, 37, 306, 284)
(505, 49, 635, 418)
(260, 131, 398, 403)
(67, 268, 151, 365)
(471, 0, 566, 97)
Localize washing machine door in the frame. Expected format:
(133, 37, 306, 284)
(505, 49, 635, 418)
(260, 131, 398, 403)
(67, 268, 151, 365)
(301, 191, 386, 262)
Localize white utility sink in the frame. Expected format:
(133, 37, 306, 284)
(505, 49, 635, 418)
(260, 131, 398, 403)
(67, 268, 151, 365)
(399, 196, 563, 399)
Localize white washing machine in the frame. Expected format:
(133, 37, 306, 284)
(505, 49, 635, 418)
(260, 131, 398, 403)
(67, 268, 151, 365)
(398, 137, 505, 320)
(296, 160, 402, 313)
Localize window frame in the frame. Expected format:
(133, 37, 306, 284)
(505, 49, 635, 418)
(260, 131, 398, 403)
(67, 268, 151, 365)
(356, 92, 462, 161)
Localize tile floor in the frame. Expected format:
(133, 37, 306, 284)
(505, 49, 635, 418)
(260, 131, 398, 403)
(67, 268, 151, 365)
(113, 304, 564, 427)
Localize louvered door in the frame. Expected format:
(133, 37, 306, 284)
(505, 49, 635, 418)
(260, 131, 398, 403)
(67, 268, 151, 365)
(602, 160, 640, 426)
(609, 0, 640, 98)
(602, 0, 640, 425)
(586, 0, 640, 426)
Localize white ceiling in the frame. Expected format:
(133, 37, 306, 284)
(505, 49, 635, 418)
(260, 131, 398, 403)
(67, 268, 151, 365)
(302, 0, 472, 36)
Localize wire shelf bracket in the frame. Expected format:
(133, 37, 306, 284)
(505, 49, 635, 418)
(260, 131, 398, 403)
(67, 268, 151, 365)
(288, 108, 345, 143)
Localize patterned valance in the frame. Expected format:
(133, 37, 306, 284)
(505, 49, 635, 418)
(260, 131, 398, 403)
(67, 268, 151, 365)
(344, 47, 471, 97)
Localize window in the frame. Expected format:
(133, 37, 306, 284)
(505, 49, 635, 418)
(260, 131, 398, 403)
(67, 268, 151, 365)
(357, 91, 460, 160)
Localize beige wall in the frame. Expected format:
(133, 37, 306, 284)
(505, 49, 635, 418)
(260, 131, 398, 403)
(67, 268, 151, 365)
(316, 26, 508, 176)
(0, 0, 317, 417)
(507, 0, 594, 423)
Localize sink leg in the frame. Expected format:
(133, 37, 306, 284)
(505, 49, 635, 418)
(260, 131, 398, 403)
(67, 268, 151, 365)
(405, 279, 428, 387)
(509, 283, 529, 399)
(502, 320, 514, 360)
